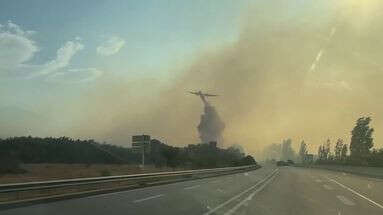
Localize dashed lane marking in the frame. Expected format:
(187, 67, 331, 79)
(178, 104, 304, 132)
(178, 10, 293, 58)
(184, 185, 201, 190)
(323, 184, 333, 190)
(336, 195, 355, 206)
(133, 194, 164, 203)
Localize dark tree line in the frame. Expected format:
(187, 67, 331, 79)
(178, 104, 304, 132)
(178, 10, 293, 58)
(146, 140, 255, 169)
(0, 136, 140, 164)
(316, 117, 383, 167)
(149, 141, 256, 169)
(0, 136, 257, 174)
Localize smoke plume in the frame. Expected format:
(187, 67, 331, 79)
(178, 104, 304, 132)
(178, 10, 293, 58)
(197, 100, 225, 145)
(4, 0, 383, 159)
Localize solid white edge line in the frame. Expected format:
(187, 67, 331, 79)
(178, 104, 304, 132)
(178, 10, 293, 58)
(326, 177, 383, 209)
(224, 171, 279, 215)
(203, 168, 279, 215)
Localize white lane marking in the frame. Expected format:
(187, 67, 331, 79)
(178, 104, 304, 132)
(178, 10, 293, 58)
(327, 177, 383, 209)
(337, 195, 355, 206)
(81, 169, 254, 200)
(203, 169, 279, 215)
(133, 194, 164, 203)
(315, 179, 323, 183)
(323, 184, 333, 190)
(184, 185, 201, 190)
(224, 172, 279, 215)
(244, 172, 249, 176)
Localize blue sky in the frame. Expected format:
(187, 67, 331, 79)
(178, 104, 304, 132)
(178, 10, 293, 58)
(0, 0, 246, 75)
(0, 0, 249, 110)
(1, 0, 337, 111)
(5, 0, 379, 155)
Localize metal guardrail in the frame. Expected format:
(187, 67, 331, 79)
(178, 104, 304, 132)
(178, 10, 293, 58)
(0, 165, 258, 194)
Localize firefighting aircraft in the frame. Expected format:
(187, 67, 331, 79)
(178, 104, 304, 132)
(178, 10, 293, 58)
(188, 90, 219, 103)
(189, 91, 218, 97)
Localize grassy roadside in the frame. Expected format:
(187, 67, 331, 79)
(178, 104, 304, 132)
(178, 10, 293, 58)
(0, 164, 187, 184)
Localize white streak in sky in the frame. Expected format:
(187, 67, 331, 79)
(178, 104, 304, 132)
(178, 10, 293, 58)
(316, 49, 324, 62)
(308, 26, 337, 73)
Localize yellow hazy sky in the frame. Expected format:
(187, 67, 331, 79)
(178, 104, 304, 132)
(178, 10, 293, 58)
(1, 0, 383, 159)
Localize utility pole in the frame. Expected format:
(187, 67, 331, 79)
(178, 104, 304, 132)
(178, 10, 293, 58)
(142, 144, 145, 168)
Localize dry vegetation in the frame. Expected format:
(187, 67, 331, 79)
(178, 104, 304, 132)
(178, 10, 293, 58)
(0, 164, 186, 184)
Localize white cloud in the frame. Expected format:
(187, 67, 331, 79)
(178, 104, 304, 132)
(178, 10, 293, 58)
(36, 41, 84, 76)
(97, 36, 125, 56)
(0, 21, 101, 83)
(0, 22, 38, 71)
(7, 21, 35, 36)
(45, 68, 103, 84)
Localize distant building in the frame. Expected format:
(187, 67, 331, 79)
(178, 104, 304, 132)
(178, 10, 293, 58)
(209, 141, 217, 148)
(303, 154, 314, 163)
(132, 135, 151, 154)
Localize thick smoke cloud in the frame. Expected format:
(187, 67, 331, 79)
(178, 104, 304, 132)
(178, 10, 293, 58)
(107, 0, 383, 158)
(4, 0, 383, 159)
(197, 100, 225, 145)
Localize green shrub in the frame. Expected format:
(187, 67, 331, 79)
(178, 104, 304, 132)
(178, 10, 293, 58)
(100, 169, 111, 176)
(0, 152, 26, 174)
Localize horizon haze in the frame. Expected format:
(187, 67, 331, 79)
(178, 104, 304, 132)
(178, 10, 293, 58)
(1, 0, 383, 159)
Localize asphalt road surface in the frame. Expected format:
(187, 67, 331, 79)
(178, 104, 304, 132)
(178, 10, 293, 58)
(1, 165, 383, 215)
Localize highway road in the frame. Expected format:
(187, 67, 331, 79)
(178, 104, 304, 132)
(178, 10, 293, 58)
(1, 165, 383, 215)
